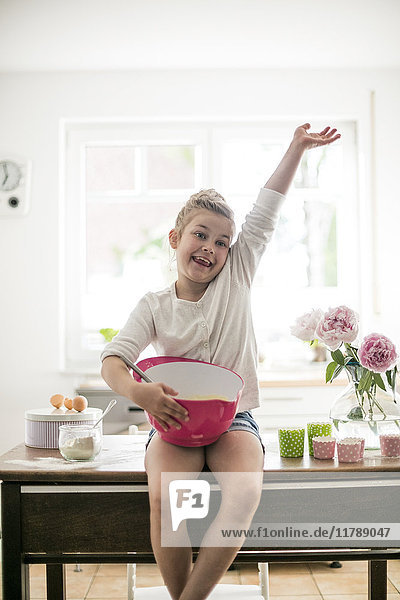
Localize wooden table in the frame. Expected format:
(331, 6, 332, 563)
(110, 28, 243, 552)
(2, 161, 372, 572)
(1, 434, 400, 600)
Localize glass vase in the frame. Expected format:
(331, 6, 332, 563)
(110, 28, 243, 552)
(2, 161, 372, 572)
(329, 368, 400, 450)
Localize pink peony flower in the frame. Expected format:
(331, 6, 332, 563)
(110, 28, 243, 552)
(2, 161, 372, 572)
(290, 308, 323, 342)
(358, 333, 398, 373)
(316, 305, 359, 351)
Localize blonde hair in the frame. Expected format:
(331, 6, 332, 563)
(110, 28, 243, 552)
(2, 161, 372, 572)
(174, 189, 235, 238)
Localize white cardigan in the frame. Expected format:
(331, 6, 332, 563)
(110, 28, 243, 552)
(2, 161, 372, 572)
(101, 187, 285, 411)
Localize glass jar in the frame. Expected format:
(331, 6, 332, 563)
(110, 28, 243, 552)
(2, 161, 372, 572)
(59, 424, 102, 461)
(329, 368, 400, 449)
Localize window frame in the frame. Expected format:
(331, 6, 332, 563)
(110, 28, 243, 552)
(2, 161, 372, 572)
(61, 118, 359, 372)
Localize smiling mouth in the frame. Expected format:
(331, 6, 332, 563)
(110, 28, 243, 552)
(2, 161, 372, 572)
(192, 256, 212, 267)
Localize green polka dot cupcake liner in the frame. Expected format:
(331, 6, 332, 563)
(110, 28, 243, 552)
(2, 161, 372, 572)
(307, 422, 332, 456)
(278, 427, 305, 458)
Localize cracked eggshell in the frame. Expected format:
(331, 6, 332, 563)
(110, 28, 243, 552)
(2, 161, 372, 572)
(64, 397, 73, 410)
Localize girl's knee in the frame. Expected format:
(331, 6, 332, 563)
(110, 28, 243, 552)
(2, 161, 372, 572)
(221, 477, 262, 517)
(243, 480, 262, 512)
(148, 486, 162, 510)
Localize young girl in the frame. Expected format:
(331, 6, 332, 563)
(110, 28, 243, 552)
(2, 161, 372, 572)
(101, 123, 341, 600)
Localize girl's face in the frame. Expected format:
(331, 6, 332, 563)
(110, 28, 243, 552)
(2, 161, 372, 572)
(170, 209, 233, 289)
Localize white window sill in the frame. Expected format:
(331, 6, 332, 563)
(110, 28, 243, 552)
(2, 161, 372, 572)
(257, 361, 347, 387)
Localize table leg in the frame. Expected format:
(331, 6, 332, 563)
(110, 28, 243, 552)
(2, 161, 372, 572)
(1, 482, 30, 600)
(368, 560, 387, 600)
(46, 564, 66, 600)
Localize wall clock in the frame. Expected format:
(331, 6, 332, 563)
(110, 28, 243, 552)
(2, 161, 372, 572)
(0, 157, 32, 216)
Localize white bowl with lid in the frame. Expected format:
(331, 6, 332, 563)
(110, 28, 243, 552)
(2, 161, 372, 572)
(25, 407, 102, 449)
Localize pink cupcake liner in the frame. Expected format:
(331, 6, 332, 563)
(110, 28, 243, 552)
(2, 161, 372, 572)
(359, 438, 365, 458)
(312, 436, 336, 460)
(348, 437, 365, 459)
(380, 434, 400, 457)
(337, 438, 362, 463)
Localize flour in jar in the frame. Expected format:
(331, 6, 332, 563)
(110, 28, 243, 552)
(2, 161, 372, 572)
(59, 436, 98, 460)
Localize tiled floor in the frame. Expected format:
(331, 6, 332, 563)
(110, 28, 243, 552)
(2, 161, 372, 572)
(1, 559, 400, 598)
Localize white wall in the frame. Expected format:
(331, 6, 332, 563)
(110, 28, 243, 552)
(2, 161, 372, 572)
(0, 68, 399, 454)
(2, 0, 400, 70)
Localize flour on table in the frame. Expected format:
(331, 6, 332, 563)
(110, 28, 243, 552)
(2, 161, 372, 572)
(5, 444, 145, 470)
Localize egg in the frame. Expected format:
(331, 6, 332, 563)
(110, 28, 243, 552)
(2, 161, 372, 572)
(64, 397, 73, 410)
(50, 393, 64, 408)
(72, 395, 88, 412)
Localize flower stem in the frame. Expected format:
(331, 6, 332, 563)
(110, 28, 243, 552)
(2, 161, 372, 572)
(357, 389, 367, 418)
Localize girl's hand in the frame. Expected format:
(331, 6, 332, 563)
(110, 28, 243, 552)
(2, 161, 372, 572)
(132, 382, 189, 432)
(292, 123, 341, 151)
(263, 123, 341, 194)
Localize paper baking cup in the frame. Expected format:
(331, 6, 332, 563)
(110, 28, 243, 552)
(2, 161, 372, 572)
(312, 436, 336, 459)
(307, 422, 333, 455)
(337, 438, 362, 463)
(380, 434, 400, 457)
(351, 437, 365, 459)
(278, 427, 305, 458)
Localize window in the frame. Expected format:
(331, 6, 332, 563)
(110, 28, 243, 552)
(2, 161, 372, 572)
(62, 120, 358, 371)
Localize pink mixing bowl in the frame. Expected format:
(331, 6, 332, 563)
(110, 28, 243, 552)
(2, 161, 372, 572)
(133, 356, 244, 447)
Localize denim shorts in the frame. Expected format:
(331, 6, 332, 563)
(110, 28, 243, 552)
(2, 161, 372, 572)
(144, 410, 265, 455)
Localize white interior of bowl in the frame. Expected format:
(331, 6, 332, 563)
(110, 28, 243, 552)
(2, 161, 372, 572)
(145, 362, 243, 401)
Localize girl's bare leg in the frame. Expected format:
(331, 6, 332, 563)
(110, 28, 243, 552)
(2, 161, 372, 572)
(145, 434, 205, 600)
(178, 431, 264, 600)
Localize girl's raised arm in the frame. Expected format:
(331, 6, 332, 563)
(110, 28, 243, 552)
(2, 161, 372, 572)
(264, 123, 341, 195)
